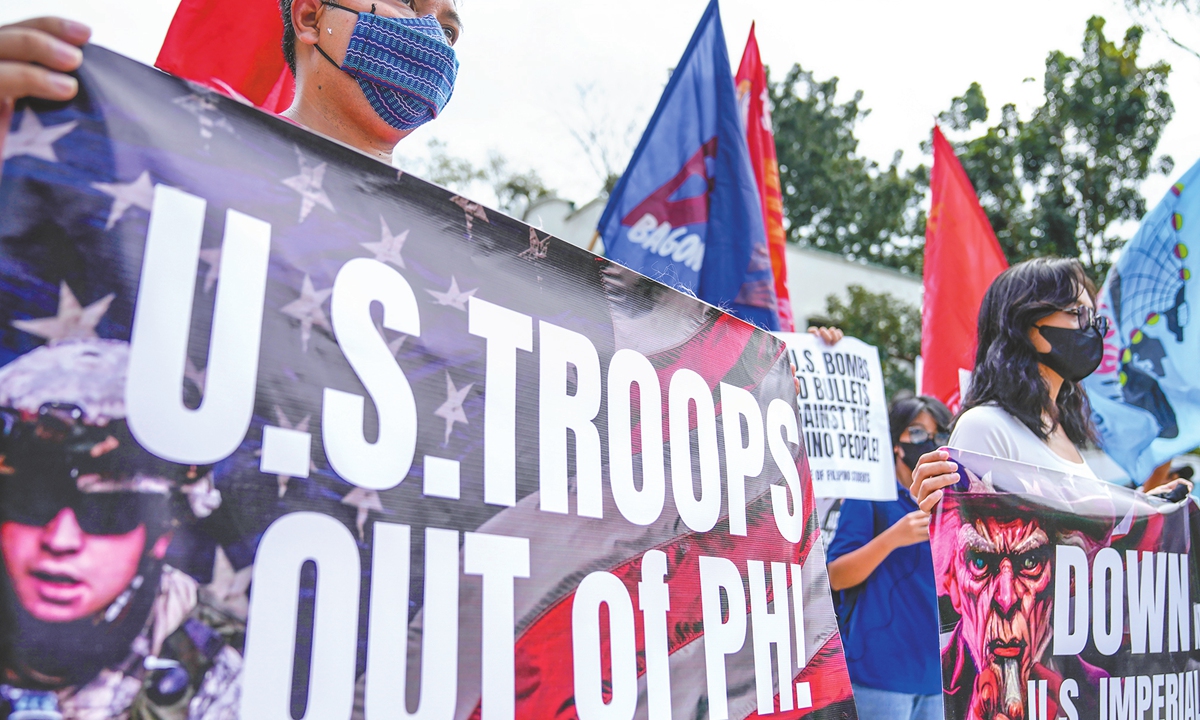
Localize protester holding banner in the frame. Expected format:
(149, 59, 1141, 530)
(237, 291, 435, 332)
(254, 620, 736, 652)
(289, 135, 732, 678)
(912, 258, 1191, 510)
(274, 0, 462, 161)
(952, 258, 1103, 473)
(826, 394, 951, 720)
(912, 258, 1103, 510)
(909, 257, 1198, 720)
(0, 17, 89, 155)
(0, 0, 462, 163)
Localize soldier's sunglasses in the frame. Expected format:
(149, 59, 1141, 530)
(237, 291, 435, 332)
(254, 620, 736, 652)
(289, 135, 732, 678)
(0, 482, 168, 536)
(0, 403, 180, 535)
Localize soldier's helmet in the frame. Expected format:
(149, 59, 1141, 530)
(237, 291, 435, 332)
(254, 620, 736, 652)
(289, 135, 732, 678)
(0, 338, 220, 527)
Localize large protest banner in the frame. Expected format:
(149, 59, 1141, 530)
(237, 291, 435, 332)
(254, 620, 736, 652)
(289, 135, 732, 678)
(0, 47, 856, 720)
(776, 334, 891, 502)
(930, 449, 1199, 720)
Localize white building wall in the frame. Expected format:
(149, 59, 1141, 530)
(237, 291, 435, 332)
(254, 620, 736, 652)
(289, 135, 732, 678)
(525, 197, 605, 252)
(785, 245, 923, 326)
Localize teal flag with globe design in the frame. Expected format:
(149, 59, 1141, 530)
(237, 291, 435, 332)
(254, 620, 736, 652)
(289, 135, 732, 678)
(1085, 161, 1199, 482)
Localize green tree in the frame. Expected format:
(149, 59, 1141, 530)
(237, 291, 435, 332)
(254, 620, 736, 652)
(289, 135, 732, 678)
(483, 153, 555, 216)
(1126, 0, 1200, 13)
(767, 16, 1170, 398)
(769, 66, 927, 272)
(818, 285, 922, 400)
(400, 140, 555, 217)
(942, 17, 1174, 282)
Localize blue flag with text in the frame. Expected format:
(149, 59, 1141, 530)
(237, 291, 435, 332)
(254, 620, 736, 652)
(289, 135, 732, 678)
(598, 0, 779, 330)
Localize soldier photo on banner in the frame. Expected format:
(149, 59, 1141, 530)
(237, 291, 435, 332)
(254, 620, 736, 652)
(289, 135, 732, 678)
(0, 340, 241, 719)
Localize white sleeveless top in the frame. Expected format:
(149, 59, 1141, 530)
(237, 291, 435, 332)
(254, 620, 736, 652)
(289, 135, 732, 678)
(949, 405, 1098, 480)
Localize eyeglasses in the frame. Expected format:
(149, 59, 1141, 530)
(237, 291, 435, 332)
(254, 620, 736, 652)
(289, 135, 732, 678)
(1057, 306, 1109, 335)
(0, 483, 169, 536)
(905, 426, 949, 446)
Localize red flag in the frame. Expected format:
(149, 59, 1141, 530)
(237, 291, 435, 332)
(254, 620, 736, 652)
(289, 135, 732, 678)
(735, 24, 794, 332)
(155, 0, 295, 113)
(922, 126, 1008, 410)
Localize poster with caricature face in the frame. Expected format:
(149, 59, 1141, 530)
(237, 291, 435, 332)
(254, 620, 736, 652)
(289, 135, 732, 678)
(931, 449, 1200, 720)
(0, 46, 858, 720)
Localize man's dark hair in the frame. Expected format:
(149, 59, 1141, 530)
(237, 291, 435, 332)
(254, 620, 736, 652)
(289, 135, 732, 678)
(281, 0, 297, 76)
(959, 257, 1099, 446)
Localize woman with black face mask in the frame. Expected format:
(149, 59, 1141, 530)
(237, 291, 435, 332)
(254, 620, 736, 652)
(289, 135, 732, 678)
(826, 394, 952, 720)
(912, 257, 1191, 512)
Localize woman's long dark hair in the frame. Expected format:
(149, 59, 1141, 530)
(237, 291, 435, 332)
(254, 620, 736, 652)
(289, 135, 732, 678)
(959, 257, 1098, 446)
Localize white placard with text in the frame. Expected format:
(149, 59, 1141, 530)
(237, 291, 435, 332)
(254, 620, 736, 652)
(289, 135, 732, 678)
(776, 333, 895, 501)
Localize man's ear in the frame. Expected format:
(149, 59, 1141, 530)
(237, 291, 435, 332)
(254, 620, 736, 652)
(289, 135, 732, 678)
(150, 530, 174, 560)
(292, 0, 324, 47)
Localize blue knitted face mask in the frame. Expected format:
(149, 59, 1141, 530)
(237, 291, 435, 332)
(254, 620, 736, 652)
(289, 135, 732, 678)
(316, 2, 459, 131)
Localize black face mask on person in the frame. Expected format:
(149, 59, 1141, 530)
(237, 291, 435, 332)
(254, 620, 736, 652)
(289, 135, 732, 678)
(898, 440, 936, 472)
(896, 426, 947, 472)
(1036, 325, 1104, 383)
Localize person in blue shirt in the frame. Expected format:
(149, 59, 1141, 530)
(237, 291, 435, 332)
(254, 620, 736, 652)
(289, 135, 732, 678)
(826, 393, 951, 720)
